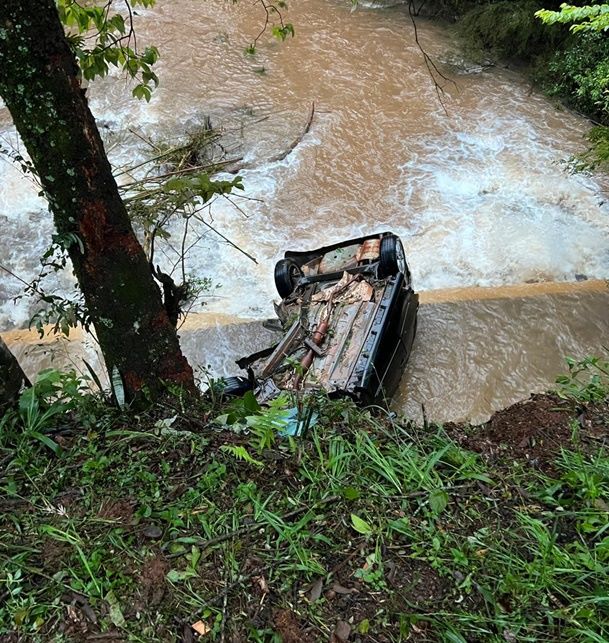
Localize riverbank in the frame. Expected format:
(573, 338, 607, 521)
(424, 0, 609, 149)
(1, 371, 608, 641)
(5, 279, 609, 425)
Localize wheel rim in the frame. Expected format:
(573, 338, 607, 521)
(289, 263, 301, 286)
(395, 240, 406, 275)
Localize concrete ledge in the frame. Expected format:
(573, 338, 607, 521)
(4, 280, 609, 424)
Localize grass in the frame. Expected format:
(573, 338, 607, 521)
(0, 364, 608, 641)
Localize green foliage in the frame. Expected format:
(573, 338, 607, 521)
(11, 232, 92, 338)
(577, 125, 609, 169)
(215, 392, 292, 453)
(573, 57, 609, 112)
(57, 0, 159, 101)
(160, 173, 243, 204)
(125, 126, 244, 243)
(245, 0, 294, 54)
(271, 23, 295, 41)
(350, 513, 374, 535)
(166, 546, 201, 582)
(555, 354, 609, 403)
(540, 30, 609, 121)
(245, 395, 292, 451)
(0, 369, 91, 455)
(2, 364, 609, 639)
(534, 4, 609, 168)
(536, 3, 609, 33)
(450, 0, 609, 167)
(220, 444, 264, 467)
(124, 125, 243, 317)
(457, 0, 561, 59)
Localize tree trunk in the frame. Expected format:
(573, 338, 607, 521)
(0, 0, 196, 402)
(0, 336, 29, 410)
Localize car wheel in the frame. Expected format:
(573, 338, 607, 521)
(378, 235, 410, 281)
(274, 258, 304, 298)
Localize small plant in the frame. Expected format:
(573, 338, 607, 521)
(245, 394, 291, 451)
(215, 392, 293, 452)
(8, 369, 87, 454)
(220, 444, 264, 468)
(555, 354, 609, 403)
(354, 548, 387, 591)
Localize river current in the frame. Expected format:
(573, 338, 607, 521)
(1, 0, 608, 420)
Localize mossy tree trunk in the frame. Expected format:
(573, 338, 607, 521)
(0, 0, 196, 402)
(0, 336, 29, 410)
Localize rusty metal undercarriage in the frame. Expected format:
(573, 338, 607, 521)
(234, 232, 418, 405)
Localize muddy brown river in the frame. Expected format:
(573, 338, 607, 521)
(1, 0, 609, 421)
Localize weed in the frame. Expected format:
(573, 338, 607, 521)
(1, 363, 609, 640)
(555, 353, 609, 404)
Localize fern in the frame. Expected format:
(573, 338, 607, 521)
(220, 445, 264, 468)
(246, 394, 292, 452)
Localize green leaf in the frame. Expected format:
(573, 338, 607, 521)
(132, 84, 152, 102)
(111, 366, 126, 409)
(350, 513, 373, 535)
(387, 517, 411, 536)
(342, 486, 360, 501)
(242, 390, 260, 413)
(166, 568, 196, 583)
(30, 431, 61, 455)
(429, 488, 449, 515)
(358, 619, 370, 634)
(105, 590, 126, 628)
(82, 359, 104, 392)
(443, 630, 467, 643)
(220, 445, 264, 468)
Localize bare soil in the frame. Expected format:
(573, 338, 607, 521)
(447, 393, 609, 470)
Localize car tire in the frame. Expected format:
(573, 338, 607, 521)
(274, 258, 303, 299)
(220, 376, 253, 397)
(378, 235, 410, 281)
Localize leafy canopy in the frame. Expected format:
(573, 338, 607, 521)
(57, 0, 159, 101)
(537, 3, 609, 170)
(535, 3, 609, 33)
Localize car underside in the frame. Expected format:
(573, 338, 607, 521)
(233, 231, 418, 405)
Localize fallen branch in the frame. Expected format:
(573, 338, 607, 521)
(191, 211, 258, 264)
(225, 102, 315, 174)
(266, 101, 315, 164)
(118, 157, 243, 192)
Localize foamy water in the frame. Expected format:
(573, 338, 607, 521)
(1, 0, 608, 330)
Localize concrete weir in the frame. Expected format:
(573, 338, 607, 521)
(4, 280, 609, 424)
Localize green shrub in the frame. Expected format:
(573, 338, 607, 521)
(457, 0, 564, 59)
(540, 31, 609, 121)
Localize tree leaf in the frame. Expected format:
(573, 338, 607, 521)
(342, 486, 360, 501)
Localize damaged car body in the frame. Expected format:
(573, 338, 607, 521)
(232, 231, 418, 405)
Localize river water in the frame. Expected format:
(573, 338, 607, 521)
(1, 0, 608, 420)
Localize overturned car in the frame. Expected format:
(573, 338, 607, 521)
(230, 231, 418, 405)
